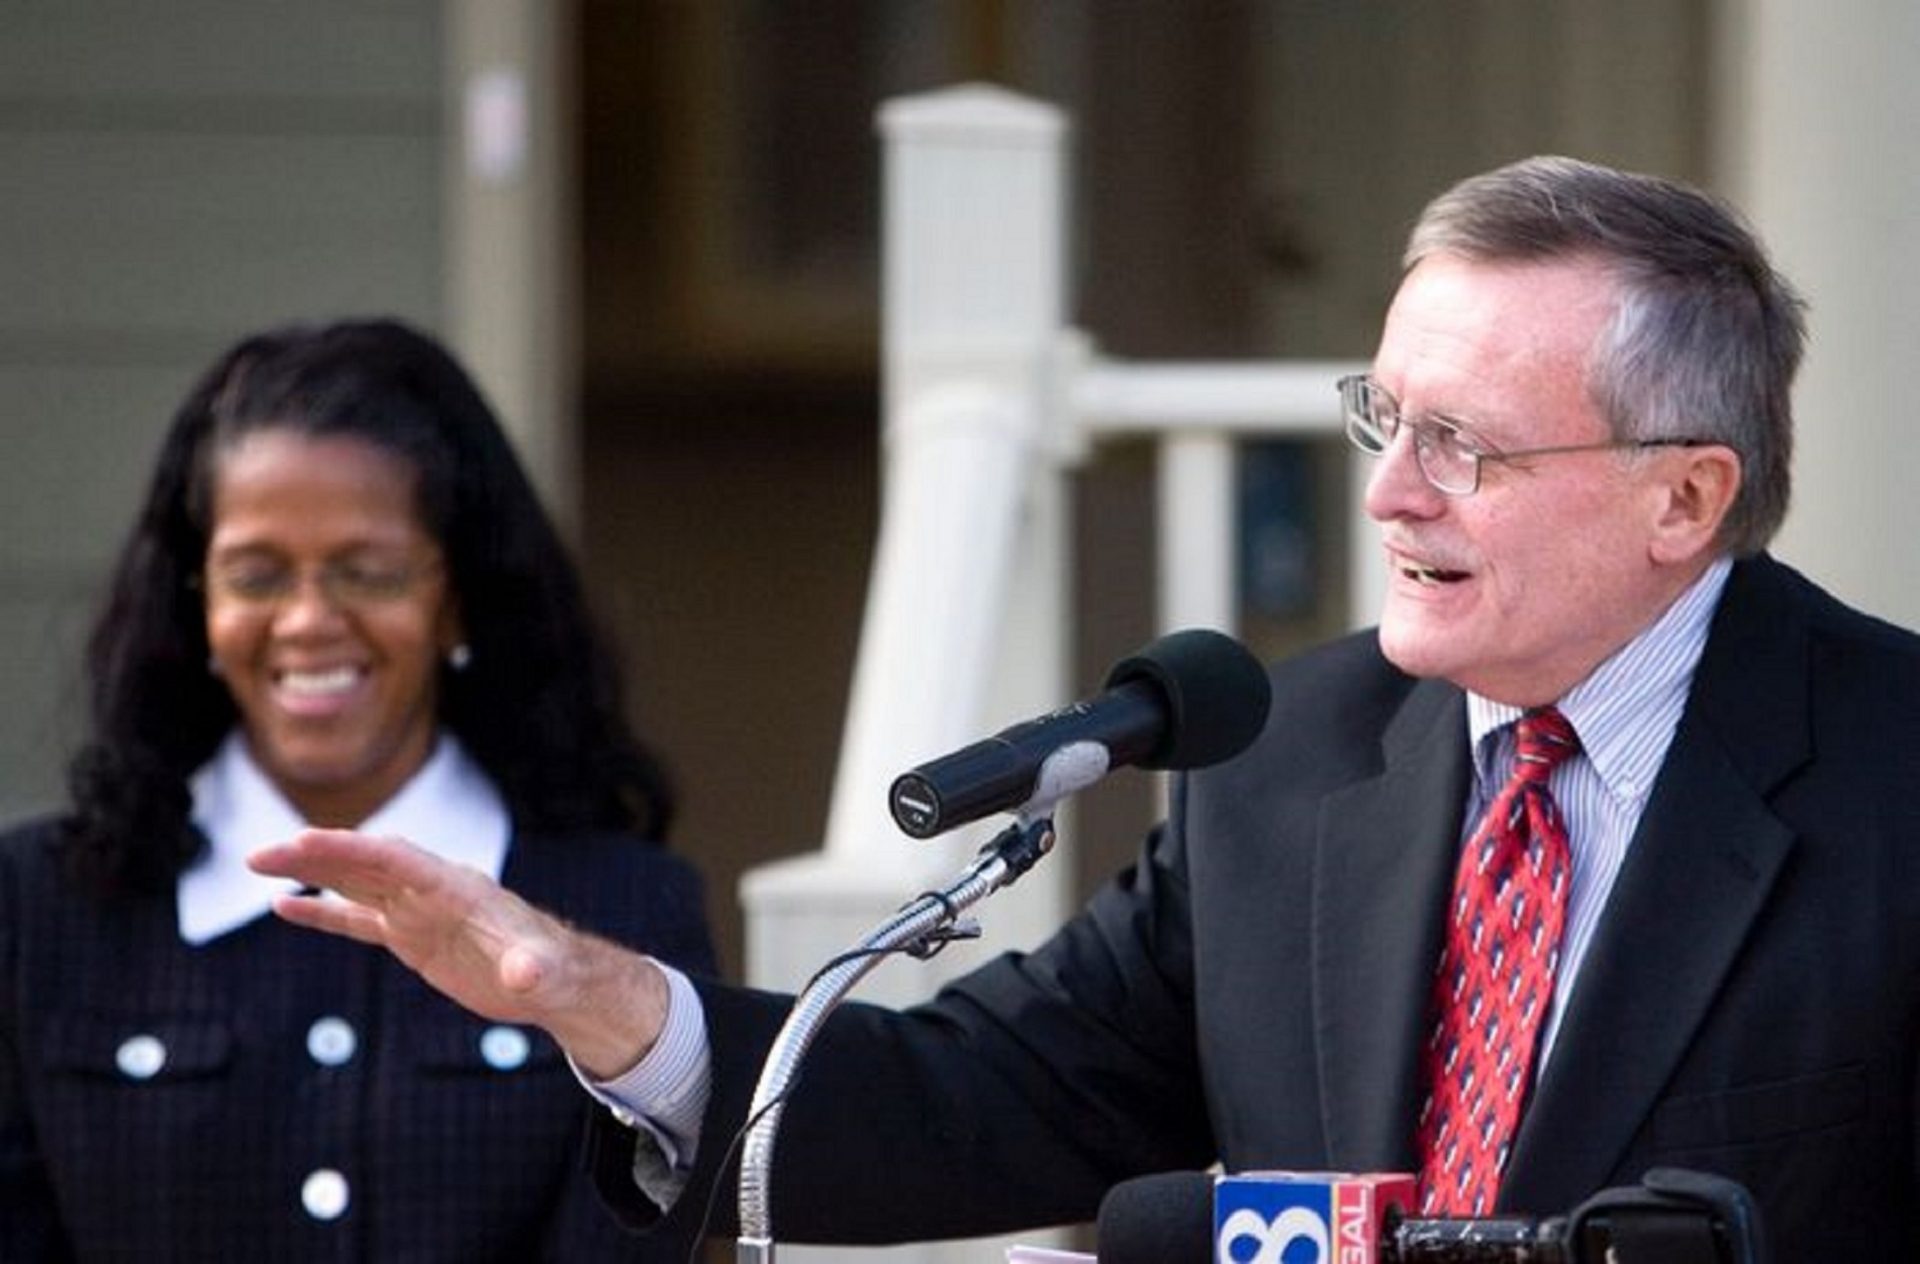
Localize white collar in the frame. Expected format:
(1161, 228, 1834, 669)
(178, 730, 511, 945)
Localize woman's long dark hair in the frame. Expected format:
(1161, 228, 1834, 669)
(63, 318, 673, 893)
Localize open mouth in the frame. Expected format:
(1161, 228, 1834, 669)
(276, 666, 363, 697)
(1398, 560, 1470, 586)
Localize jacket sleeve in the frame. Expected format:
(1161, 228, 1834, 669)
(588, 790, 1217, 1247)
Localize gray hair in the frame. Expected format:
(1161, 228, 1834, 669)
(1405, 155, 1806, 556)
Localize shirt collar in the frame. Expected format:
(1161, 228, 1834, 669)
(178, 730, 511, 945)
(1466, 556, 1733, 797)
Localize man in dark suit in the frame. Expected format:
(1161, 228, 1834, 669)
(251, 156, 1920, 1260)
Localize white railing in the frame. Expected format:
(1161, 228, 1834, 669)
(737, 84, 1370, 1264)
(1071, 352, 1379, 633)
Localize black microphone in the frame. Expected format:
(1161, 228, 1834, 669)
(886, 628, 1271, 839)
(1095, 1170, 1761, 1264)
(1095, 1171, 1214, 1264)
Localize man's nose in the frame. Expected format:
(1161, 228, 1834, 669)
(1363, 428, 1445, 522)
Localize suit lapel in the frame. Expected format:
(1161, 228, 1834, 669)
(1500, 555, 1812, 1213)
(1313, 680, 1470, 1168)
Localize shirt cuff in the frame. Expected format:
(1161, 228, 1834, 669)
(570, 959, 713, 1183)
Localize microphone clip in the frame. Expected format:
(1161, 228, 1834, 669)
(984, 814, 1058, 882)
(899, 915, 982, 960)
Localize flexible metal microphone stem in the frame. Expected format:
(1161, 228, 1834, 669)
(735, 815, 1056, 1263)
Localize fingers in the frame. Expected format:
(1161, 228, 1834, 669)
(249, 827, 434, 894)
(269, 890, 392, 948)
(254, 828, 664, 1068)
(251, 827, 601, 1035)
(254, 827, 432, 883)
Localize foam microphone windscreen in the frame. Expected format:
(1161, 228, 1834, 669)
(1103, 628, 1272, 770)
(1095, 1171, 1215, 1264)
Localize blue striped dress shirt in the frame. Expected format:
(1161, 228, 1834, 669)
(1463, 556, 1732, 1069)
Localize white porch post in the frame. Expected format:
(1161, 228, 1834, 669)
(738, 84, 1074, 1264)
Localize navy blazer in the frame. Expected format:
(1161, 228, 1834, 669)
(593, 554, 1920, 1261)
(2, 821, 716, 1262)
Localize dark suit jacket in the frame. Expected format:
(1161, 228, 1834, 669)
(1, 819, 716, 1263)
(593, 554, 1920, 1261)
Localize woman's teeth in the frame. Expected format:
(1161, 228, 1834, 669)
(279, 667, 359, 695)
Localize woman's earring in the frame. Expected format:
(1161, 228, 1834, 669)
(447, 643, 473, 671)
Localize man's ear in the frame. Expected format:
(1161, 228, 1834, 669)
(1649, 444, 1742, 564)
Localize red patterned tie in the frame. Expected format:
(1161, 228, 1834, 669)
(1413, 707, 1579, 1215)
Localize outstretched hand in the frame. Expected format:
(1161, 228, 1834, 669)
(249, 828, 669, 1079)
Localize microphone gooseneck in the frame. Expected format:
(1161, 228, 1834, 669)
(742, 635, 1268, 1261)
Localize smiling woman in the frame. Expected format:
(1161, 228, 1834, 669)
(202, 430, 457, 827)
(0, 319, 717, 1262)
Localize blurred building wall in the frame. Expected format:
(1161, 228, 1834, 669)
(0, 0, 446, 821)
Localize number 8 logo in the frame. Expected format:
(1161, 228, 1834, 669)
(1216, 1206, 1329, 1264)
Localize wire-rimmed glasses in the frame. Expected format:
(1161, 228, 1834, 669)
(1338, 374, 1705, 496)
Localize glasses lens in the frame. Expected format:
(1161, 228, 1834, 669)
(206, 564, 290, 604)
(1341, 377, 1392, 454)
(323, 561, 426, 605)
(1414, 420, 1479, 495)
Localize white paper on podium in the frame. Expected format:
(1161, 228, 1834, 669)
(1004, 1248, 1094, 1263)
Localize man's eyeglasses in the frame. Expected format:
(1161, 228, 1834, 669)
(1338, 374, 1706, 497)
(201, 556, 443, 611)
